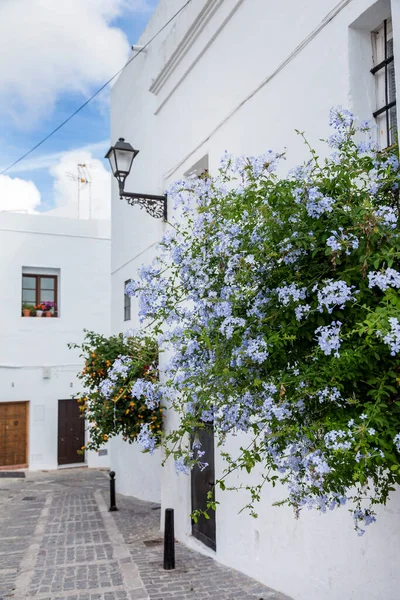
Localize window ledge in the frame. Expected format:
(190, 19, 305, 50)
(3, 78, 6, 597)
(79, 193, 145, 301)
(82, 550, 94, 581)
(20, 316, 59, 319)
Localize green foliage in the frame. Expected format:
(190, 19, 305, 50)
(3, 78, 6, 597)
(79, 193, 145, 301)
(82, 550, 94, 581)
(130, 111, 400, 530)
(69, 330, 162, 451)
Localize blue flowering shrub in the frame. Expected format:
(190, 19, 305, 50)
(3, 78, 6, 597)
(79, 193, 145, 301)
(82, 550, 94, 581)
(127, 109, 400, 534)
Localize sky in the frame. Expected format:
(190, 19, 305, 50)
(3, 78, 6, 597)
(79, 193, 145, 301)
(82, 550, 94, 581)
(0, 0, 159, 219)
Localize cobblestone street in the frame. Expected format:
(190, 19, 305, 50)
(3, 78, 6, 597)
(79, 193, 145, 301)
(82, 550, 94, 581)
(0, 469, 291, 600)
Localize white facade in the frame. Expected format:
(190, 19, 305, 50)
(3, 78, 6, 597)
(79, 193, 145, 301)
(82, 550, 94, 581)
(109, 1, 400, 599)
(0, 212, 111, 471)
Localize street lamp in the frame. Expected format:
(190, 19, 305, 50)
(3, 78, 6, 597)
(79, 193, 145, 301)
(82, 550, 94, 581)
(105, 138, 167, 221)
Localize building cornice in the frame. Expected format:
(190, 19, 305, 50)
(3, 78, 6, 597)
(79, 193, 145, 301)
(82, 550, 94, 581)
(149, 0, 225, 95)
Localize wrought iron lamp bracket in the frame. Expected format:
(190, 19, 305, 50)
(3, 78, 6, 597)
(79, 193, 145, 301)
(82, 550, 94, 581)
(119, 186, 167, 221)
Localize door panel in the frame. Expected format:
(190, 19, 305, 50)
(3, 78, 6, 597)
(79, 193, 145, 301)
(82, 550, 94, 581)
(0, 402, 28, 467)
(191, 425, 216, 550)
(58, 399, 85, 465)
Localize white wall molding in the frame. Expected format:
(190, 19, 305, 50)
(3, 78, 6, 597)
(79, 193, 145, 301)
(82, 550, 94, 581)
(150, 0, 239, 97)
(163, 0, 354, 180)
(0, 226, 110, 241)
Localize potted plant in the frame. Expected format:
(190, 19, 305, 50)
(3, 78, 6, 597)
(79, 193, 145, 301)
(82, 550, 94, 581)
(35, 303, 45, 317)
(43, 301, 55, 317)
(22, 304, 31, 317)
(30, 307, 37, 317)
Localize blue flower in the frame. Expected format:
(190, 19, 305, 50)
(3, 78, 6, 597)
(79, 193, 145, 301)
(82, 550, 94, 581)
(137, 423, 156, 454)
(315, 321, 342, 357)
(368, 268, 400, 291)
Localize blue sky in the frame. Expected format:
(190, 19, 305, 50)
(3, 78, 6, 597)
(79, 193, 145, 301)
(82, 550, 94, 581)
(0, 0, 159, 215)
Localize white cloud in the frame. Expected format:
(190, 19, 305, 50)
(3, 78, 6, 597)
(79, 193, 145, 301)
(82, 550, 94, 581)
(0, 147, 111, 220)
(2, 141, 109, 175)
(0, 0, 152, 125)
(0, 175, 41, 214)
(47, 149, 111, 220)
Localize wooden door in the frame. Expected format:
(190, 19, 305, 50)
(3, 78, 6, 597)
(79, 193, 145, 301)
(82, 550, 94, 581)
(0, 402, 28, 468)
(191, 425, 216, 550)
(58, 399, 85, 465)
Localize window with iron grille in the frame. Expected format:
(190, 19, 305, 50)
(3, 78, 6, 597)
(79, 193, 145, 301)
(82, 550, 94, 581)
(21, 274, 58, 316)
(124, 279, 131, 321)
(372, 19, 397, 148)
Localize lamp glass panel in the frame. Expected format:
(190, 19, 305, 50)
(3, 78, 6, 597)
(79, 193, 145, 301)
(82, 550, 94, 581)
(108, 151, 118, 176)
(115, 148, 134, 174)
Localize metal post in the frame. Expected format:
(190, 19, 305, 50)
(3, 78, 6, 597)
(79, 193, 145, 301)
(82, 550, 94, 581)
(163, 508, 175, 570)
(109, 471, 118, 512)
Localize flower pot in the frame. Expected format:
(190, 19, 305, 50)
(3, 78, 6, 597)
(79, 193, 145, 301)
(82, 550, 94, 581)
(22, 309, 30, 317)
(36, 310, 43, 317)
(45, 311, 52, 318)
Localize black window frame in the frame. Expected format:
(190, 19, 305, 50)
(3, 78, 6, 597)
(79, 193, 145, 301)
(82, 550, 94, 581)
(371, 18, 397, 148)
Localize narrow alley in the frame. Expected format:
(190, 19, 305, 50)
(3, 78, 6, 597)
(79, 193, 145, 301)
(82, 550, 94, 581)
(0, 469, 290, 600)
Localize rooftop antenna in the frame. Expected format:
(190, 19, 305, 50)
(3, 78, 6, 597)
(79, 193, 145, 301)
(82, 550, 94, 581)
(79, 163, 92, 219)
(66, 163, 92, 218)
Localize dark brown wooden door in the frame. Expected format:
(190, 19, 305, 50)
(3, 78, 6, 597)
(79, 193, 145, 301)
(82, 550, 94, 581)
(191, 425, 216, 550)
(0, 402, 28, 467)
(58, 399, 85, 465)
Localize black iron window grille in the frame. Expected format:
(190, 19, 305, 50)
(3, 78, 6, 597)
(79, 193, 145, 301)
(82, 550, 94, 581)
(124, 279, 131, 321)
(371, 19, 397, 148)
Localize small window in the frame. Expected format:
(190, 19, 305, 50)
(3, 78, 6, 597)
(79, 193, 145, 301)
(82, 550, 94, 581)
(124, 280, 131, 321)
(372, 19, 397, 147)
(21, 274, 58, 316)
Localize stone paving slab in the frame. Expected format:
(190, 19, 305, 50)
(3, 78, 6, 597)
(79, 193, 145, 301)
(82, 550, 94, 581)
(37, 593, 130, 600)
(0, 469, 292, 600)
(27, 562, 124, 596)
(41, 531, 111, 548)
(35, 544, 114, 568)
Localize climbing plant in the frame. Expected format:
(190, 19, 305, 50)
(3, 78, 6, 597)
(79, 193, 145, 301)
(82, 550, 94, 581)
(125, 108, 400, 534)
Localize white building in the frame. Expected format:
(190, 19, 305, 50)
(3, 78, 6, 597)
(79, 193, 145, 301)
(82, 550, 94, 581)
(109, 1, 400, 599)
(0, 212, 110, 471)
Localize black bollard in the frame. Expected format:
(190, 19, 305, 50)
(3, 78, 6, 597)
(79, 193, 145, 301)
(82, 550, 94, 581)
(109, 471, 118, 512)
(163, 508, 175, 570)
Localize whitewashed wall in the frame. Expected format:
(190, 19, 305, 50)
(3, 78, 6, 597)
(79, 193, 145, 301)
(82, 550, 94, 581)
(110, 234, 162, 502)
(110, 0, 400, 598)
(0, 212, 111, 470)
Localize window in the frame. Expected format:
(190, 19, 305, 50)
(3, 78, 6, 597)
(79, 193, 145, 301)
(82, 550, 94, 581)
(21, 274, 58, 316)
(372, 19, 397, 147)
(124, 279, 131, 321)
(184, 155, 209, 178)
